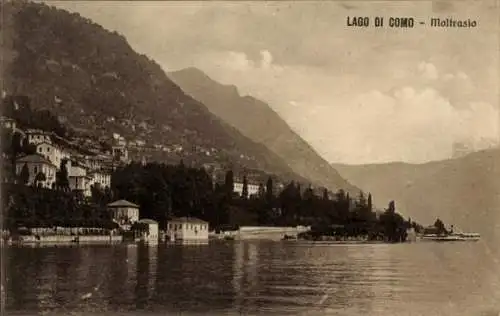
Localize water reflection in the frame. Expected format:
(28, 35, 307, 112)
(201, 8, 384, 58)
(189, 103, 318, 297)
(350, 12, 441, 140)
(5, 242, 500, 316)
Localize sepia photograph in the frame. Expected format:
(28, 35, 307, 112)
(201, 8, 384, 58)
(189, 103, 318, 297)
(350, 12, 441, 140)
(0, 0, 499, 315)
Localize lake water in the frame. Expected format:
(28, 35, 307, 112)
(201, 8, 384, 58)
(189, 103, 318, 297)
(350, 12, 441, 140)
(3, 241, 500, 316)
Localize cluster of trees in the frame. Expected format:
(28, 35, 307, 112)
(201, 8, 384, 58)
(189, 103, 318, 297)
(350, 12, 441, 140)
(3, 155, 413, 243)
(2, 183, 117, 230)
(110, 162, 412, 242)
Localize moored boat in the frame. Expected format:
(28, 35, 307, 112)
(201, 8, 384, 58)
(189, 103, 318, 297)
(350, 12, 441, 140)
(420, 232, 480, 242)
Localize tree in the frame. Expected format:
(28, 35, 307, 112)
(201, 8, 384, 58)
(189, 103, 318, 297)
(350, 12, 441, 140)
(21, 138, 36, 155)
(367, 193, 373, 212)
(265, 177, 274, 204)
(10, 132, 23, 167)
(387, 200, 395, 214)
(34, 171, 46, 187)
(20, 163, 30, 185)
(224, 170, 234, 196)
(322, 188, 329, 201)
(379, 205, 407, 243)
(258, 183, 265, 198)
(56, 159, 70, 191)
(242, 175, 248, 199)
(433, 218, 447, 235)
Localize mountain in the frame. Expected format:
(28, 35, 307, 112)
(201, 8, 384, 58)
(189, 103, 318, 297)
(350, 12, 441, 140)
(168, 67, 359, 194)
(333, 148, 500, 240)
(1, 1, 310, 183)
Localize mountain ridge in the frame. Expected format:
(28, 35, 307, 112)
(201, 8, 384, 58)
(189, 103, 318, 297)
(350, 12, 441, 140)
(333, 148, 500, 240)
(1, 1, 312, 184)
(168, 67, 360, 194)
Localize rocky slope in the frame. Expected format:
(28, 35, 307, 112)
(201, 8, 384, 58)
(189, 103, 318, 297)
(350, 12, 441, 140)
(169, 67, 359, 194)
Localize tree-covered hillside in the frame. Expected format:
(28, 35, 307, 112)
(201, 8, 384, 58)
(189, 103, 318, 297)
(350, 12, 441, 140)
(1, 1, 304, 182)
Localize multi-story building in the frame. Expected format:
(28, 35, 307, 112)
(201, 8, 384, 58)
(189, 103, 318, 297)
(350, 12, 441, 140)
(233, 181, 260, 197)
(107, 200, 140, 230)
(68, 160, 92, 197)
(35, 141, 71, 170)
(15, 154, 57, 188)
(166, 217, 209, 243)
(25, 129, 53, 145)
(89, 170, 111, 190)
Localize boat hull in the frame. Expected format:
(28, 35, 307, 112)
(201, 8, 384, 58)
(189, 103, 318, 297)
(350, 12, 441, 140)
(420, 234, 480, 242)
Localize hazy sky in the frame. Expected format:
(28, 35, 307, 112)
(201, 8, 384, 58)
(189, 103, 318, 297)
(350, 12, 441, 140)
(49, 1, 499, 164)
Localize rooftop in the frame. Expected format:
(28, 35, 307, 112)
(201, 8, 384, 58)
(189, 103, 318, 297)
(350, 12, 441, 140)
(25, 129, 52, 135)
(107, 199, 139, 208)
(16, 154, 56, 167)
(138, 219, 158, 224)
(168, 217, 208, 224)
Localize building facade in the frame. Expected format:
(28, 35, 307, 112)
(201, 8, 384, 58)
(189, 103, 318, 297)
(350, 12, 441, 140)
(233, 182, 260, 197)
(68, 162, 92, 197)
(136, 219, 159, 243)
(0, 116, 16, 132)
(35, 141, 71, 170)
(16, 154, 57, 188)
(107, 200, 140, 230)
(89, 171, 111, 189)
(25, 129, 53, 145)
(166, 217, 209, 242)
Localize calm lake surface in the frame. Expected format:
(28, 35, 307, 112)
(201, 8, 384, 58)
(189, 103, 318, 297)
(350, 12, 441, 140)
(4, 241, 500, 316)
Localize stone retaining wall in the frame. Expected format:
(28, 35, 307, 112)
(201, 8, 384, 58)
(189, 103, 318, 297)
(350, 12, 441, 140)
(15, 235, 123, 243)
(235, 226, 311, 241)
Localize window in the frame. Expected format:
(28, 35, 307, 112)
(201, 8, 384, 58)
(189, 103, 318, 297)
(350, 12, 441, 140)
(34, 166, 38, 173)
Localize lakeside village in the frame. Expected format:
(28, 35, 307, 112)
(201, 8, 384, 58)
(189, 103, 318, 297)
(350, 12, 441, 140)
(0, 95, 461, 245)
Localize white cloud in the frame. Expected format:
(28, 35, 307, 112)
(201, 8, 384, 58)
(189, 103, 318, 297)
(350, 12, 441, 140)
(193, 51, 498, 164)
(309, 88, 498, 164)
(418, 61, 439, 80)
(225, 51, 254, 71)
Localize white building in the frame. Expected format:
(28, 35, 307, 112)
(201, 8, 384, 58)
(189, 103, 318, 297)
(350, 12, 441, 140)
(234, 182, 260, 197)
(0, 116, 16, 132)
(68, 162, 92, 196)
(166, 217, 209, 243)
(35, 141, 71, 170)
(89, 171, 111, 189)
(136, 219, 159, 243)
(16, 154, 57, 188)
(107, 200, 140, 230)
(25, 129, 53, 145)
(84, 155, 104, 171)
